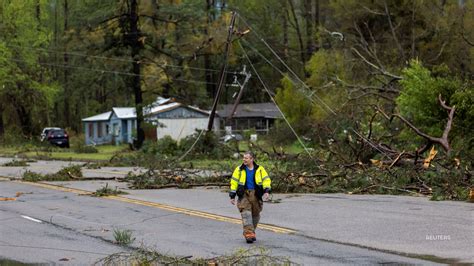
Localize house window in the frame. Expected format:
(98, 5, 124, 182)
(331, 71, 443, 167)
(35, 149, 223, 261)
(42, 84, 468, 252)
(88, 123, 93, 138)
(98, 122, 102, 138)
(106, 124, 109, 135)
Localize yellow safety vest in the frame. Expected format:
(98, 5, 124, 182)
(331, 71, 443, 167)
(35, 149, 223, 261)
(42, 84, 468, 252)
(230, 164, 271, 194)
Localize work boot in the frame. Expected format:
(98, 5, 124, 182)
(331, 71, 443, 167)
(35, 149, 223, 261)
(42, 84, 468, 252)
(244, 232, 255, 244)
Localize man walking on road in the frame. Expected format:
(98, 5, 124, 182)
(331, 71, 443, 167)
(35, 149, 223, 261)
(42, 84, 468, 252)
(229, 151, 271, 243)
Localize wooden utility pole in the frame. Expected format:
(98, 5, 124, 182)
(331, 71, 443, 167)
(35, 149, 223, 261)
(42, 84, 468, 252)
(130, 0, 145, 149)
(228, 65, 251, 120)
(207, 11, 237, 131)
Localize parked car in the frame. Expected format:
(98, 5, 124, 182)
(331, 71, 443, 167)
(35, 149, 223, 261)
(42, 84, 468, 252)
(46, 129, 70, 148)
(40, 127, 61, 142)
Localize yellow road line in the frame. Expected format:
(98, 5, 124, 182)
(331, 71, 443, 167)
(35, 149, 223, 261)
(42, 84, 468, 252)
(14, 181, 92, 195)
(11, 180, 296, 234)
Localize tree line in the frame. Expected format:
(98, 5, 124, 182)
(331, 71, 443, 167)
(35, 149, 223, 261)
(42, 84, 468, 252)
(0, 0, 472, 163)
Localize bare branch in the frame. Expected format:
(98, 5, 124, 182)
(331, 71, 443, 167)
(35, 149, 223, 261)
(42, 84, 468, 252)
(360, 5, 385, 15)
(438, 94, 455, 142)
(461, 32, 474, 47)
(383, 0, 406, 62)
(351, 48, 402, 80)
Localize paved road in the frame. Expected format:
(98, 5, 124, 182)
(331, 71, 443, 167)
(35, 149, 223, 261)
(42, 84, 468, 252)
(0, 180, 443, 265)
(44, 179, 474, 263)
(1, 157, 473, 264)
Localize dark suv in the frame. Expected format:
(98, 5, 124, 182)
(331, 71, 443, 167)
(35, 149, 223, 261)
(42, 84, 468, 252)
(47, 129, 70, 148)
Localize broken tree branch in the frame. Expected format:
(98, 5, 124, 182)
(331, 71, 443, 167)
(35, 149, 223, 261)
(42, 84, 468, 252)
(390, 94, 455, 153)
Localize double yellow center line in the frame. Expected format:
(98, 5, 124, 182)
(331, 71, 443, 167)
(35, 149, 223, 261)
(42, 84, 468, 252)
(13, 180, 296, 234)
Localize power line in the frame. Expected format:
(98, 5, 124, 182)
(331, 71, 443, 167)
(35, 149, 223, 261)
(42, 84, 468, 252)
(238, 40, 313, 158)
(238, 14, 392, 159)
(5, 44, 245, 75)
(238, 14, 337, 116)
(9, 58, 219, 86)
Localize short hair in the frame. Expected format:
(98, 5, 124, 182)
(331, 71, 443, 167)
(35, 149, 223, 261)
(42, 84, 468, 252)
(243, 151, 255, 160)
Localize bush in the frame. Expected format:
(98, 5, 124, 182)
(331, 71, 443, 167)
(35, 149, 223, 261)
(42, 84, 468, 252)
(179, 131, 232, 159)
(155, 136, 179, 156)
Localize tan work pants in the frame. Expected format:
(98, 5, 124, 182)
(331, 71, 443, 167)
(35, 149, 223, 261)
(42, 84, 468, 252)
(237, 190, 263, 238)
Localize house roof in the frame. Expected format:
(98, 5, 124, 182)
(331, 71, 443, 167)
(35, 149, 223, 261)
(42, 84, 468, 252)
(82, 111, 112, 122)
(112, 107, 136, 119)
(146, 102, 211, 116)
(82, 97, 213, 122)
(218, 103, 282, 119)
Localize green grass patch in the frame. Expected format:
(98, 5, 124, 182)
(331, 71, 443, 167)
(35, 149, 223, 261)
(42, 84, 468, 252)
(0, 144, 132, 162)
(113, 229, 135, 245)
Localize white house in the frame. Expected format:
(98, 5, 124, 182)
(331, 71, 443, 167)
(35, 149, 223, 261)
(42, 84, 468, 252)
(146, 101, 219, 141)
(81, 98, 219, 145)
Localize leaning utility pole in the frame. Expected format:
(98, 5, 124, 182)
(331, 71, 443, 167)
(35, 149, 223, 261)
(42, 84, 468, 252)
(228, 65, 251, 120)
(207, 11, 237, 131)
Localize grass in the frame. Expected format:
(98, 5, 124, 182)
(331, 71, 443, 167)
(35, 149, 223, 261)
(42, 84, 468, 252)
(113, 229, 135, 245)
(0, 144, 132, 161)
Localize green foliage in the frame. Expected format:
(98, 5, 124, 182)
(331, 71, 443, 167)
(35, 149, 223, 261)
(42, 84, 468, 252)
(2, 160, 29, 167)
(179, 131, 232, 159)
(113, 229, 135, 245)
(275, 76, 312, 125)
(22, 171, 43, 182)
(93, 183, 128, 197)
(397, 60, 474, 158)
(22, 165, 83, 182)
(305, 50, 348, 121)
(141, 136, 178, 156)
(74, 145, 99, 154)
(398, 60, 460, 136)
(242, 128, 257, 141)
(0, 1, 60, 136)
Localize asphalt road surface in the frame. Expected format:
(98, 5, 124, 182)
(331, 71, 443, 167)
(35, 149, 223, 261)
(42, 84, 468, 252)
(0, 157, 472, 264)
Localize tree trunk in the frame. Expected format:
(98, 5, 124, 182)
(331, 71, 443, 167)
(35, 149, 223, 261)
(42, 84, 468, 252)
(288, 0, 306, 65)
(63, 0, 71, 129)
(314, 0, 320, 52)
(54, 0, 59, 79)
(17, 103, 32, 137)
(205, 0, 216, 98)
(282, 1, 289, 60)
(304, 0, 315, 61)
(0, 107, 4, 137)
(130, 0, 145, 149)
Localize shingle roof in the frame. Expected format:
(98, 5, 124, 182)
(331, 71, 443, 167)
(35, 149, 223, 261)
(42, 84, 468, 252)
(82, 111, 112, 122)
(217, 103, 282, 119)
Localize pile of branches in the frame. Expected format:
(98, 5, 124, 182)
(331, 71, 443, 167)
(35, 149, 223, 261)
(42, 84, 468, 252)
(96, 246, 293, 265)
(266, 151, 472, 200)
(125, 168, 230, 190)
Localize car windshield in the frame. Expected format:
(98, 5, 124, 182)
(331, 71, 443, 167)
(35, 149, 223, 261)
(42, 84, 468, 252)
(50, 130, 65, 135)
